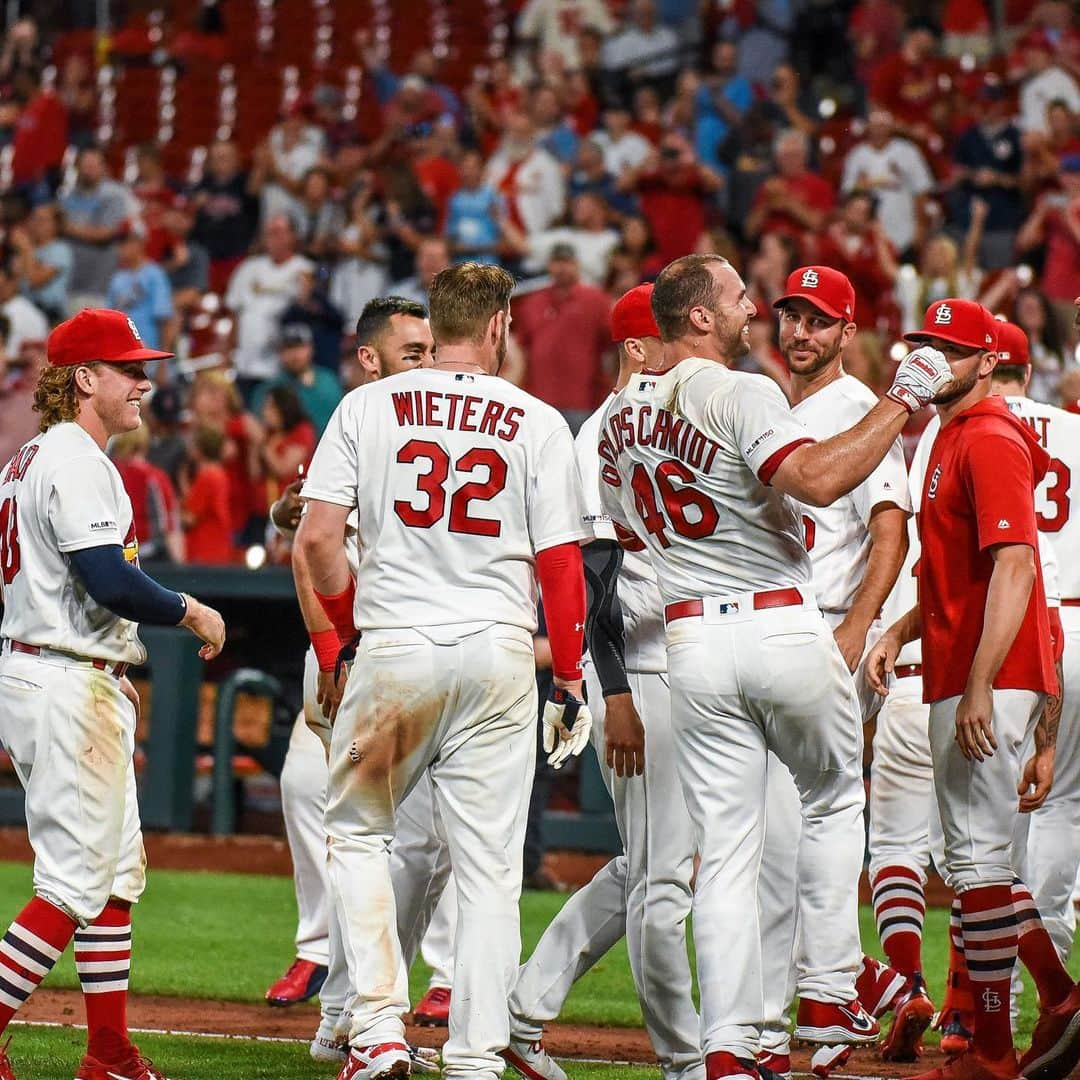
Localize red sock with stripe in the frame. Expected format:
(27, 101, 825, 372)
(0, 895, 77, 1034)
(1012, 878, 1074, 1010)
(76, 899, 133, 1062)
(941, 898, 974, 1016)
(871, 865, 926, 976)
(960, 885, 1017, 1062)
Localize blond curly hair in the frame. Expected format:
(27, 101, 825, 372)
(32, 364, 82, 432)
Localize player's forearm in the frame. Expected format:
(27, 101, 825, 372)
(968, 544, 1036, 690)
(775, 399, 909, 507)
(886, 603, 922, 647)
(535, 541, 586, 683)
(291, 542, 335, 635)
(582, 539, 631, 697)
(1035, 659, 1063, 754)
(846, 509, 909, 630)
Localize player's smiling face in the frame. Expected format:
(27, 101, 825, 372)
(370, 315, 435, 379)
(87, 361, 153, 434)
(778, 298, 853, 377)
(707, 263, 756, 359)
(922, 335, 993, 405)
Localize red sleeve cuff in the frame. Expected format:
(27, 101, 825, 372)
(758, 437, 815, 486)
(535, 541, 586, 682)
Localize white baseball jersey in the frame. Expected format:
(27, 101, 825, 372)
(0, 422, 146, 664)
(791, 375, 911, 613)
(576, 397, 665, 673)
(303, 367, 590, 633)
(1004, 395, 1080, 602)
(598, 357, 814, 603)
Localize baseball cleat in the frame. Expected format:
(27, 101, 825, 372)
(855, 955, 909, 1018)
(1019, 982, 1080, 1080)
(881, 973, 935, 1062)
(905, 1048, 1020, 1080)
(265, 957, 328, 1006)
(757, 1052, 791, 1080)
(938, 1011, 975, 1057)
(74, 1045, 170, 1079)
(811, 1045, 852, 1078)
(500, 1039, 568, 1080)
(412, 985, 450, 1027)
(795, 998, 880, 1044)
(0, 1038, 15, 1080)
(311, 1022, 348, 1065)
(406, 1045, 440, 1074)
(705, 1051, 758, 1079)
(335, 1043, 411, 1080)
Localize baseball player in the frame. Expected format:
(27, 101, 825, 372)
(756, 266, 922, 1072)
(265, 297, 455, 1061)
(0, 309, 225, 1080)
(597, 253, 952, 1080)
(295, 263, 593, 1080)
(504, 284, 702, 1080)
(866, 300, 1078, 1080)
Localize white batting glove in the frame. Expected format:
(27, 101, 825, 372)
(542, 687, 593, 769)
(886, 346, 952, 413)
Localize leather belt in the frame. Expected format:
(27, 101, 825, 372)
(894, 663, 922, 679)
(664, 587, 804, 625)
(1062, 599, 1080, 607)
(8, 640, 129, 679)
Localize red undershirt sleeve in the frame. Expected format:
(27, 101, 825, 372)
(535, 541, 586, 682)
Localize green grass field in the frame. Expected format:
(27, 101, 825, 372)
(2, 860, 1079, 1079)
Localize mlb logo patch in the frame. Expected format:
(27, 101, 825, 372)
(801, 268, 819, 288)
(933, 304, 952, 325)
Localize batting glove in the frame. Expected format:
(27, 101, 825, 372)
(886, 346, 951, 413)
(542, 686, 593, 770)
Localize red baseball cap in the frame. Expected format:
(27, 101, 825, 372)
(611, 283, 660, 342)
(773, 266, 856, 321)
(48, 309, 175, 368)
(994, 320, 1030, 366)
(904, 298, 997, 351)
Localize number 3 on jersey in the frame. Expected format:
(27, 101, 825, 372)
(0, 496, 20, 586)
(394, 439, 508, 537)
(629, 460, 718, 547)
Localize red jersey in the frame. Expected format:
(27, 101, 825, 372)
(869, 54, 947, 126)
(919, 397, 1058, 703)
(12, 89, 68, 184)
(183, 462, 234, 564)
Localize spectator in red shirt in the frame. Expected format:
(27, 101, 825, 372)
(409, 121, 462, 232)
(746, 129, 836, 254)
(513, 243, 612, 432)
(110, 424, 184, 564)
(257, 384, 316, 508)
(1016, 155, 1080, 312)
(869, 18, 948, 146)
(10, 66, 67, 196)
(868, 298, 1070, 1080)
(182, 426, 235, 564)
(816, 191, 899, 332)
(621, 131, 723, 268)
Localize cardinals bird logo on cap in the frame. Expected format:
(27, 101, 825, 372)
(934, 304, 953, 325)
(801, 268, 819, 288)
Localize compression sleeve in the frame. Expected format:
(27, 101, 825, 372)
(68, 545, 187, 625)
(582, 539, 631, 697)
(535, 541, 586, 682)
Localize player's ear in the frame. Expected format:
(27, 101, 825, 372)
(73, 363, 97, 395)
(356, 345, 378, 378)
(841, 321, 857, 348)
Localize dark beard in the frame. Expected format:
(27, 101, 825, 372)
(932, 370, 978, 405)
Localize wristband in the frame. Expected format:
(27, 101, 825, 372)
(314, 579, 357, 642)
(310, 628, 341, 673)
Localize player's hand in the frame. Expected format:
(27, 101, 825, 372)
(270, 477, 304, 534)
(886, 346, 952, 413)
(604, 692, 645, 777)
(316, 665, 347, 724)
(865, 630, 900, 696)
(179, 594, 226, 660)
(1018, 747, 1055, 812)
(955, 682, 997, 762)
(832, 616, 869, 674)
(542, 680, 593, 770)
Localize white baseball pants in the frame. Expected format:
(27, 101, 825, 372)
(325, 623, 536, 1079)
(665, 596, 865, 1060)
(0, 647, 146, 925)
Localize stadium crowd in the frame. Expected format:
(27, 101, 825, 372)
(0, 0, 1076, 565)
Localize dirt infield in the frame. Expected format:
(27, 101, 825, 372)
(18, 988, 947, 1078)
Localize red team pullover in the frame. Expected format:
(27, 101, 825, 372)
(919, 397, 1058, 704)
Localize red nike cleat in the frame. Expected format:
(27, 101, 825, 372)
(881, 973, 935, 1062)
(795, 998, 880, 1044)
(938, 1010, 975, 1057)
(75, 1045, 169, 1079)
(1019, 982, 1080, 1080)
(757, 1052, 791, 1080)
(264, 957, 328, 1006)
(905, 1048, 1019, 1080)
(412, 984, 450, 1027)
(705, 1051, 758, 1079)
(336, 1043, 411, 1080)
(856, 955, 909, 1018)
